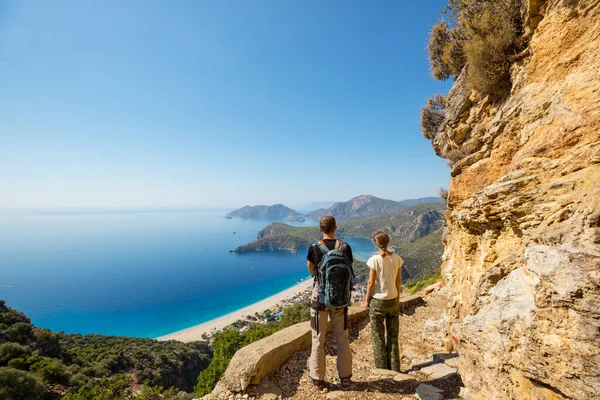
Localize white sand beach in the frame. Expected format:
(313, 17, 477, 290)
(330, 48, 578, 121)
(156, 279, 314, 342)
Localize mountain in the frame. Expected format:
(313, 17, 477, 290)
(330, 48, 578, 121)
(226, 204, 300, 219)
(293, 202, 337, 213)
(307, 195, 407, 222)
(235, 203, 445, 279)
(396, 196, 444, 207)
(0, 300, 211, 398)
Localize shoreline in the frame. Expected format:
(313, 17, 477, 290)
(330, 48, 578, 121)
(156, 278, 314, 342)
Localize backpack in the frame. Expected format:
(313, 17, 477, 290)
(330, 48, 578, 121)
(315, 240, 354, 309)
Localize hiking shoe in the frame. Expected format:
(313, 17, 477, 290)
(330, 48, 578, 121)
(339, 376, 352, 390)
(311, 378, 326, 390)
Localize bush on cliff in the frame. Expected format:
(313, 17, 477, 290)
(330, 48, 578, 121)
(427, 0, 526, 95)
(420, 94, 446, 140)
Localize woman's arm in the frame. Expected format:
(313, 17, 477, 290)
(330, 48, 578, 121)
(395, 269, 402, 299)
(363, 268, 377, 308)
(396, 257, 403, 300)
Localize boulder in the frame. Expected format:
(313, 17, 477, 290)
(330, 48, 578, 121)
(416, 384, 444, 400)
(217, 306, 368, 393)
(420, 363, 457, 380)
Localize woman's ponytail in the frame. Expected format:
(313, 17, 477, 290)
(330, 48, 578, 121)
(373, 231, 392, 258)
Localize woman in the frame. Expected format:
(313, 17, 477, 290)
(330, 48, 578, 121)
(363, 231, 403, 372)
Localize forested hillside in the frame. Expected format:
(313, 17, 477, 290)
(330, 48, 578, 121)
(0, 300, 211, 399)
(235, 203, 445, 279)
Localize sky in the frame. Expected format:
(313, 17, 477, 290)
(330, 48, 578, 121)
(0, 0, 452, 209)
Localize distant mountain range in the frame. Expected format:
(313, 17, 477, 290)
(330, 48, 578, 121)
(234, 202, 446, 279)
(307, 195, 407, 222)
(227, 195, 443, 223)
(397, 196, 443, 207)
(226, 204, 303, 221)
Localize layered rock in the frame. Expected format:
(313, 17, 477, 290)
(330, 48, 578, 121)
(432, 1, 600, 399)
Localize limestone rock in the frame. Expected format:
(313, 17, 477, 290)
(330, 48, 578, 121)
(416, 384, 444, 400)
(217, 306, 368, 392)
(421, 316, 447, 351)
(325, 391, 346, 399)
(432, 1, 600, 398)
(392, 373, 414, 382)
(368, 368, 399, 380)
(420, 363, 457, 380)
(257, 377, 282, 398)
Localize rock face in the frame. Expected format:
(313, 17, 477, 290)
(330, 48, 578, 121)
(432, 1, 600, 399)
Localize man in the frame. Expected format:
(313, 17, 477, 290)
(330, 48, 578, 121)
(306, 216, 353, 389)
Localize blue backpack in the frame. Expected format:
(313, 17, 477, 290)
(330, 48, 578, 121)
(315, 240, 354, 309)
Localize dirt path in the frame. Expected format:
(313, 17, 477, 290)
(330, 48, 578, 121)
(269, 286, 463, 399)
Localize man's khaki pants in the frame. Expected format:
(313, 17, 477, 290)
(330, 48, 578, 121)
(309, 307, 352, 381)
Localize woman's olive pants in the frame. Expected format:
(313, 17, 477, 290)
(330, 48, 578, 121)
(368, 297, 400, 371)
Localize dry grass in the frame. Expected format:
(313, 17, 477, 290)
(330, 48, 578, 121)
(420, 94, 446, 140)
(439, 187, 449, 201)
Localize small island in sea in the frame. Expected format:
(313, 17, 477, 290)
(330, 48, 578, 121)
(233, 202, 446, 280)
(226, 204, 303, 220)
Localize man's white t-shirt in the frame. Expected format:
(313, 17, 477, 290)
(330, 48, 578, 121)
(366, 253, 403, 300)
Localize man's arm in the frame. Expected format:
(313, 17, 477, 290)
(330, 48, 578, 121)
(307, 260, 316, 276)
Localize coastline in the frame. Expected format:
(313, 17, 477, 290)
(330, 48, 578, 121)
(156, 278, 314, 343)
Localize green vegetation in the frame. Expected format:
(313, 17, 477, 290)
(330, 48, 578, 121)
(427, 0, 526, 95)
(237, 203, 446, 281)
(0, 367, 47, 400)
(234, 223, 320, 253)
(226, 204, 299, 219)
(399, 229, 444, 278)
(352, 260, 370, 285)
(0, 301, 211, 399)
(195, 300, 311, 397)
(405, 271, 443, 294)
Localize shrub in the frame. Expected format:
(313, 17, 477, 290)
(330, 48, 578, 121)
(428, 20, 466, 81)
(4, 322, 34, 344)
(62, 374, 132, 400)
(33, 328, 61, 358)
(0, 367, 47, 400)
(420, 94, 446, 140)
(462, 0, 524, 95)
(0, 343, 31, 366)
(30, 357, 70, 385)
(195, 325, 277, 395)
(428, 0, 526, 95)
(278, 300, 310, 327)
(439, 187, 449, 201)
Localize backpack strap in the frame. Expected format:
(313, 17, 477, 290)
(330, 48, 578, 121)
(334, 240, 341, 250)
(317, 240, 330, 255)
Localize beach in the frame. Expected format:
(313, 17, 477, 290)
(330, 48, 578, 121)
(156, 278, 314, 342)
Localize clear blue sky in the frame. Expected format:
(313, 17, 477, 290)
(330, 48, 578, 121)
(0, 0, 451, 209)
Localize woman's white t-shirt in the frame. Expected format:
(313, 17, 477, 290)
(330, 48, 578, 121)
(367, 253, 403, 300)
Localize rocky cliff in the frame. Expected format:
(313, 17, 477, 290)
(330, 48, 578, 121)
(432, 1, 600, 399)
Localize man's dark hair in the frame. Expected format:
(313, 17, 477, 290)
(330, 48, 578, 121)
(319, 216, 336, 234)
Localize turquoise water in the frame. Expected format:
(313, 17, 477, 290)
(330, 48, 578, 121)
(0, 210, 374, 338)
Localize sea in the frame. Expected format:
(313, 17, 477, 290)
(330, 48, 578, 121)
(0, 209, 374, 338)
